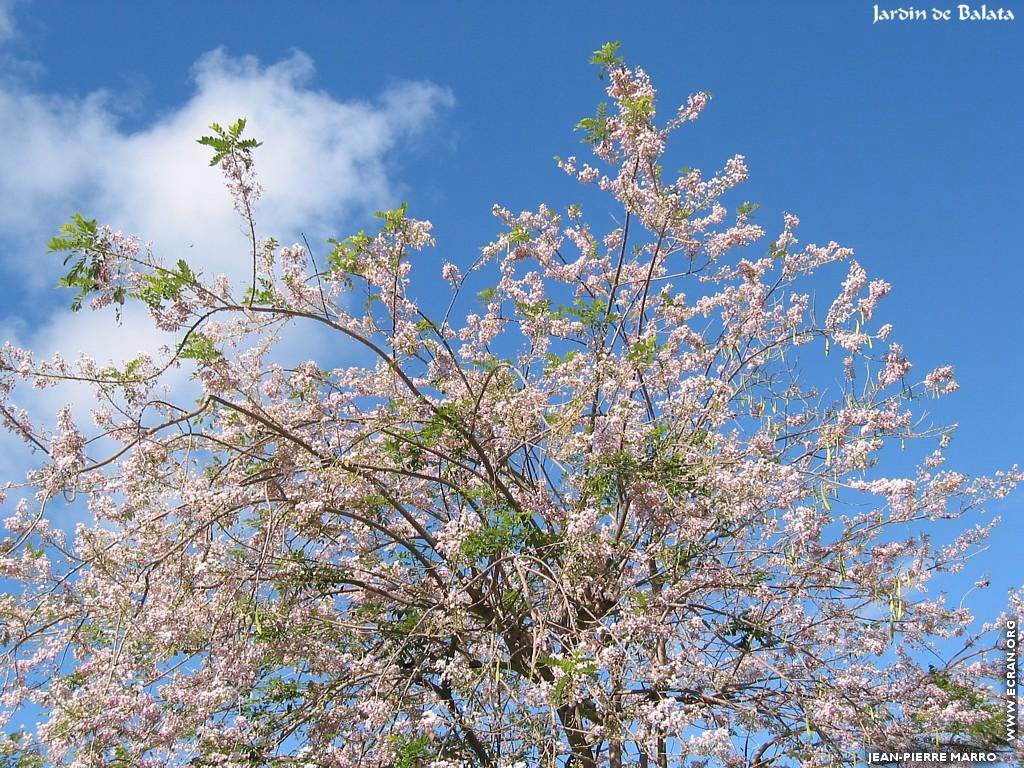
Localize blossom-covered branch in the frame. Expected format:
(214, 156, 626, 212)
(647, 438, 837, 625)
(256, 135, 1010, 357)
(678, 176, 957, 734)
(0, 43, 1019, 768)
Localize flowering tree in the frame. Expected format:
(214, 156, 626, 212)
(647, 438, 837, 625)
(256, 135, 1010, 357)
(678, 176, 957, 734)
(0, 44, 1019, 768)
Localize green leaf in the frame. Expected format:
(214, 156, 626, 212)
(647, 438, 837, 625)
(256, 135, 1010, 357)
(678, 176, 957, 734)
(132, 259, 198, 309)
(197, 118, 262, 166)
(392, 734, 432, 768)
(374, 201, 409, 233)
(515, 298, 552, 320)
(543, 349, 578, 371)
(326, 231, 373, 276)
(244, 277, 277, 306)
(48, 214, 103, 311)
(179, 333, 221, 363)
(558, 296, 605, 328)
(508, 224, 531, 245)
(575, 102, 610, 145)
(924, 672, 1011, 747)
(47, 213, 97, 254)
(540, 652, 599, 705)
(626, 336, 659, 367)
(589, 41, 624, 79)
(460, 503, 556, 562)
(621, 94, 654, 127)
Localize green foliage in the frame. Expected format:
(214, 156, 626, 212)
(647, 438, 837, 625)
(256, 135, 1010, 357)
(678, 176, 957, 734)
(575, 102, 610, 145)
(179, 333, 221, 363)
(542, 349, 578, 372)
(48, 212, 98, 255)
(48, 214, 101, 312)
(541, 652, 599, 705)
(234, 675, 308, 738)
(134, 259, 196, 309)
(460, 507, 527, 560)
(0, 738, 45, 768)
(499, 587, 527, 613)
(381, 434, 426, 471)
(285, 558, 348, 593)
(471, 356, 510, 375)
(589, 41, 623, 79)
(75, 621, 110, 647)
(261, 678, 303, 705)
(376, 400, 473, 474)
(375, 201, 409, 234)
(926, 672, 1010, 748)
(584, 424, 699, 512)
(566, 297, 605, 328)
(120, 356, 146, 383)
(539, 296, 607, 329)
(507, 224, 531, 245)
(621, 94, 654, 127)
(325, 203, 409, 282)
(382, 608, 426, 641)
(245, 276, 277, 306)
(584, 449, 634, 508)
(197, 118, 262, 166)
(626, 336, 659, 367)
(668, 540, 701, 575)
(391, 734, 432, 768)
(737, 200, 761, 218)
(61, 670, 87, 690)
(326, 231, 373, 276)
(515, 298, 552, 320)
(419, 400, 464, 446)
(724, 615, 775, 648)
(460, 498, 556, 562)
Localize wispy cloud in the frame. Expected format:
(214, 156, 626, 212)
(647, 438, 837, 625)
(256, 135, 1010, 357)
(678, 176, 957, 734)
(0, 0, 16, 42)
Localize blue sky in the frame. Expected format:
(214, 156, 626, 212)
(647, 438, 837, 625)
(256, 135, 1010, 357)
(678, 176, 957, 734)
(0, 1, 1020, 621)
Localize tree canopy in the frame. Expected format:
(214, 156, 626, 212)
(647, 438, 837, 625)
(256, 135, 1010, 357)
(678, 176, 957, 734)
(0, 45, 1019, 768)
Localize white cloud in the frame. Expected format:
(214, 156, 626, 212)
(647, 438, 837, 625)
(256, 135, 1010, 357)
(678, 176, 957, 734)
(1, 48, 452, 288)
(0, 48, 452, 362)
(0, 48, 453, 475)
